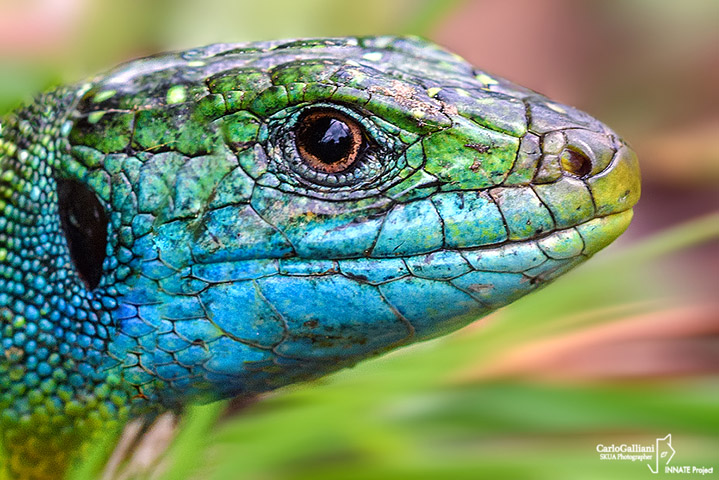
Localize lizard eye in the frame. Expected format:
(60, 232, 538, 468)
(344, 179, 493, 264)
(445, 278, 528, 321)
(267, 102, 404, 194)
(295, 108, 366, 173)
(57, 179, 108, 290)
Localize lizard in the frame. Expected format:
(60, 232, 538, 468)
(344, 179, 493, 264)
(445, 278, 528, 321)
(0, 36, 640, 479)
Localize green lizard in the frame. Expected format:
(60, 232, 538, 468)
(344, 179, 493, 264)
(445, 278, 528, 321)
(0, 36, 640, 479)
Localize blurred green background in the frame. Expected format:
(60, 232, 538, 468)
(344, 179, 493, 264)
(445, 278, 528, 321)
(1, 1, 717, 479)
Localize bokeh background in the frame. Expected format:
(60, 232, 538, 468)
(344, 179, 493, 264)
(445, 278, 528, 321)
(1, 1, 717, 479)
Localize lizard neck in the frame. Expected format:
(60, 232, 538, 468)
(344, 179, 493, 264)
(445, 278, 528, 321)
(0, 90, 133, 479)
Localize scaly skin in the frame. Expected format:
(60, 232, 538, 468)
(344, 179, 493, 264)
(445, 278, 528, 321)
(0, 36, 640, 479)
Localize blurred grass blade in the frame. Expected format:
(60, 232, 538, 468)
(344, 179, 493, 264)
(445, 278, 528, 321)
(160, 402, 226, 480)
(605, 211, 719, 267)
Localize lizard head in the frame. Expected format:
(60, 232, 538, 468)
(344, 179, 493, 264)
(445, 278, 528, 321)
(1, 37, 640, 425)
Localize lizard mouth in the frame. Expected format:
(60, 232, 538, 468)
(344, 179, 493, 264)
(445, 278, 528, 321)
(339, 209, 634, 288)
(260, 208, 635, 346)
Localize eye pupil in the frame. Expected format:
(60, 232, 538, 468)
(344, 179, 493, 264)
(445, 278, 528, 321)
(57, 179, 108, 290)
(295, 109, 364, 173)
(315, 118, 352, 162)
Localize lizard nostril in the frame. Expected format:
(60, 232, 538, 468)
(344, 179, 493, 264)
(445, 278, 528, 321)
(57, 179, 108, 290)
(560, 148, 592, 178)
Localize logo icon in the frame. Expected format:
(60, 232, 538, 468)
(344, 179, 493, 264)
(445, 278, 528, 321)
(648, 434, 675, 474)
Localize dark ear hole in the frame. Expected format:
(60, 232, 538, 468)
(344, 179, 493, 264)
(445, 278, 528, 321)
(57, 179, 108, 290)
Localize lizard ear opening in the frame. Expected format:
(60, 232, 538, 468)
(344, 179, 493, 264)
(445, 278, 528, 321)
(57, 179, 108, 290)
